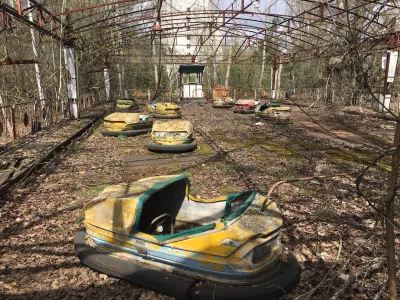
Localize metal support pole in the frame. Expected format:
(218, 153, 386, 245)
(64, 42, 79, 119)
(271, 58, 277, 100)
(10, 106, 16, 141)
(379, 18, 398, 113)
(104, 65, 111, 102)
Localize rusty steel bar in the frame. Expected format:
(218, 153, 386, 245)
(0, 58, 39, 65)
(0, 3, 64, 41)
(16, 0, 22, 15)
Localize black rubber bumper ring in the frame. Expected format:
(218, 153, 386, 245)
(198, 252, 300, 300)
(75, 228, 300, 300)
(101, 128, 150, 136)
(153, 114, 182, 119)
(75, 228, 195, 299)
(147, 140, 197, 153)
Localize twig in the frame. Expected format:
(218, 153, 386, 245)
(373, 281, 387, 300)
(355, 146, 400, 228)
(303, 235, 343, 300)
(330, 275, 356, 300)
(261, 172, 357, 211)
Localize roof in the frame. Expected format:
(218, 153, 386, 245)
(178, 65, 205, 74)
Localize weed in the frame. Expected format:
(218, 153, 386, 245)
(117, 135, 129, 142)
(109, 160, 123, 167)
(190, 185, 199, 197)
(94, 184, 108, 193)
(197, 141, 213, 156)
(317, 208, 338, 222)
(75, 212, 84, 224)
(70, 143, 81, 152)
(220, 185, 237, 195)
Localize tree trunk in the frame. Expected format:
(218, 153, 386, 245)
(385, 121, 400, 300)
(0, 94, 12, 137)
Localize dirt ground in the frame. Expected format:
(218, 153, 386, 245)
(0, 103, 399, 299)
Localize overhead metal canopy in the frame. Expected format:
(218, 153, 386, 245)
(1, 0, 399, 65)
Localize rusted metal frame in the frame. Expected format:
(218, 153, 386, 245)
(301, 0, 389, 29)
(0, 58, 39, 65)
(106, 29, 279, 63)
(238, 20, 325, 55)
(305, 9, 375, 39)
(273, 0, 373, 43)
(315, 0, 389, 36)
(0, 3, 64, 41)
(173, 21, 312, 52)
(138, 12, 337, 46)
(19, 0, 61, 24)
(27, 0, 60, 21)
(47, 0, 152, 19)
(231, 37, 251, 64)
(193, 1, 258, 57)
(104, 23, 286, 56)
(360, 2, 387, 34)
(105, 16, 313, 54)
(79, 10, 244, 32)
(102, 10, 398, 59)
(0, 9, 9, 28)
(74, 6, 155, 33)
(69, 1, 145, 25)
(16, 0, 22, 15)
(72, 1, 154, 32)
(106, 23, 395, 62)
(77, 9, 341, 45)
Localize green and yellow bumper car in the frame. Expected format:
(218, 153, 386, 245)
(153, 102, 182, 119)
(116, 98, 139, 111)
(147, 101, 159, 113)
(101, 112, 152, 136)
(147, 120, 197, 152)
(75, 174, 300, 299)
(255, 103, 292, 124)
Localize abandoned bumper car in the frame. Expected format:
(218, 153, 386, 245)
(152, 102, 182, 119)
(75, 174, 300, 299)
(116, 98, 139, 111)
(147, 120, 197, 152)
(147, 101, 159, 113)
(213, 96, 235, 108)
(101, 112, 152, 136)
(255, 103, 292, 124)
(233, 99, 256, 114)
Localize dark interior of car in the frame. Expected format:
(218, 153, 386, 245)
(138, 179, 186, 234)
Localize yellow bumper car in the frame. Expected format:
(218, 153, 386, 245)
(255, 103, 292, 124)
(147, 120, 197, 152)
(116, 98, 139, 111)
(75, 174, 300, 299)
(153, 102, 182, 119)
(101, 112, 152, 136)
